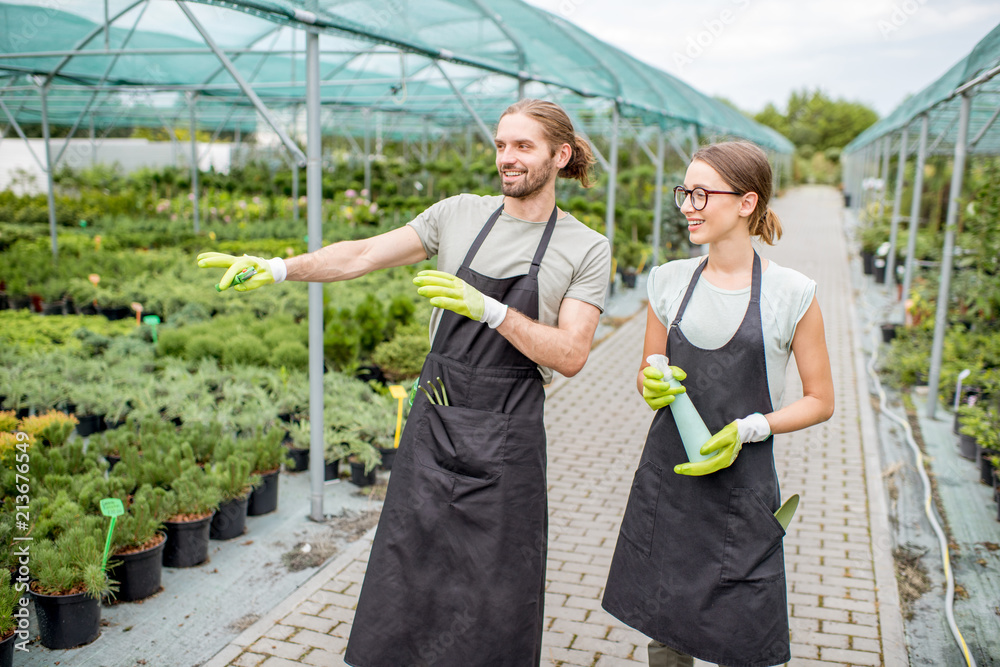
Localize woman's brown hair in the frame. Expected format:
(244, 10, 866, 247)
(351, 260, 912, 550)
(692, 141, 783, 245)
(500, 99, 596, 188)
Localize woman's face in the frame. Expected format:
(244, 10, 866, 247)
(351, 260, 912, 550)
(680, 160, 755, 246)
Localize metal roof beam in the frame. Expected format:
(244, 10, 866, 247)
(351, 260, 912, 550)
(176, 0, 305, 166)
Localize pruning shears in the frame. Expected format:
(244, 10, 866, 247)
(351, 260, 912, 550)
(216, 265, 257, 292)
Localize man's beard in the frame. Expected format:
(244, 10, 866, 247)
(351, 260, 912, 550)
(499, 159, 557, 199)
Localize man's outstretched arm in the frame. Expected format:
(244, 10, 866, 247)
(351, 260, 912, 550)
(496, 298, 600, 378)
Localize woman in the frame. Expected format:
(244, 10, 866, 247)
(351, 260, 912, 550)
(602, 141, 834, 667)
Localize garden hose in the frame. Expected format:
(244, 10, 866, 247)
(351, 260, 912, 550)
(866, 325, 976, 667)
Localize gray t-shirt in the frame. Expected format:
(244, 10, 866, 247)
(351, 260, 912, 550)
(647, 256, 816, 410)
(408, 194, 612, 384)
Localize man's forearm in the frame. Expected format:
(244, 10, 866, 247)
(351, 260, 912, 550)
(284, 226, 427, 283)
(284, 239, 375, 283)
(494, 308, 592, 377)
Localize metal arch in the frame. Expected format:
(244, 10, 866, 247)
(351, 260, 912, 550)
(176, 0, 306, 166)
(467, 0, 527, 96)
(40, 0, 150, 87)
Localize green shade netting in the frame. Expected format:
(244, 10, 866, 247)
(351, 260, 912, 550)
(844, 21, 1000, 156)
(0, 0, 792, 152)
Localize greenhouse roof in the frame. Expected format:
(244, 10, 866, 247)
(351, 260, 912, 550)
(844, 21, 1000, 156)
(0, 0, 793, 153)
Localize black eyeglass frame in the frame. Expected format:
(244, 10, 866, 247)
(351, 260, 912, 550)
(673, 186, 743, 211)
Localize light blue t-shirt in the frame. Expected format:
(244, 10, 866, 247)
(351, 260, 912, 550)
(647, 257, 816, 410)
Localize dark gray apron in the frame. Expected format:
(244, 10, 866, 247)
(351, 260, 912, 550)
(602, 252, 791, 667)
(345, 204, 556, 667)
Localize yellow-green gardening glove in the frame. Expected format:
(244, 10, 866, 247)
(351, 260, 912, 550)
(674, 413, 771, 476)
(196, 252, 287, 292)
(413, 270, 508, 328)
(641, 364, 687, 411)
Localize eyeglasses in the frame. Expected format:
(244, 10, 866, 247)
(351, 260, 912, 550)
(673, 186, 743, 211)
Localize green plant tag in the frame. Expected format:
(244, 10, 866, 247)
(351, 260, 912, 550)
(100, 498, 124, 517)
(100, 497, 124, 574)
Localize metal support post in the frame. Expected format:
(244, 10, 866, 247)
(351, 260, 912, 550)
(363, 109, 372, 196)
(38, 81, 58, 259)
(651, 129, 665, 267)
(878, 137, 891, 216)
(926, 94, 971, 419)
(189, 93, 200, 234)
(901, 115, 928, 314)
(605, 105, 620, 258)
(306, 28, 325, 521)
(886, 126, 908, 292)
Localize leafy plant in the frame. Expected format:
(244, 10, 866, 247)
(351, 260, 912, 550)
(30, 521, 114, 599)
(210, 438, 261, 501)
(0, 575, 20, 638)
(245, 427, 289, 473)
(18, 411, 78, 447)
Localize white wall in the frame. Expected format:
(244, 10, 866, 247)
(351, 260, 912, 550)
(0, 137, 232, 195)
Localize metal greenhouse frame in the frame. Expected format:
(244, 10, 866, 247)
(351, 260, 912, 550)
(0, 0, 793, 518)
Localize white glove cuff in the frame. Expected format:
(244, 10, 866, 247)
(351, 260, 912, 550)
(268, 257, 287, 284)
(736, 413, 771, 443)
(481, 295, 508, 329)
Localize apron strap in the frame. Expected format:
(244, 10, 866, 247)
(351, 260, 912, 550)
(459, 202, 560, 276)
(671, 251, 761, 329)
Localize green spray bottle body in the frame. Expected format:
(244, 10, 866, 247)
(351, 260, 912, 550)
(647, 355, 712, 463)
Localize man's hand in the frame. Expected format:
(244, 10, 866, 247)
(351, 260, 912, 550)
(641, 365, 687, 411)
(197, 252, 286, 292)
(673, 413, 771, 476)
(413, 270, 508, 328)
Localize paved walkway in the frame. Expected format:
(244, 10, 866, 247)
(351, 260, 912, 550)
(205, 186, 907, 667)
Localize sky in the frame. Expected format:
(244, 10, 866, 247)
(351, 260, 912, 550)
(523, 0, 1000, 118)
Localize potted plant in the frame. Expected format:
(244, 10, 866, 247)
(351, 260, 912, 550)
(283, 419, 311, 472)
(161, 465, 221, 568)
(958, 403, 992, 464)
(29, 517, 113, 649)
(344, 434, 381, 488)
(208, 440, 260, 541)
(371, 324, 430, 383)
(17, 410, 78, 447)
(104, 485, 170, 603)
(0, 576, 20, 667)
(246, 427, 288, 516)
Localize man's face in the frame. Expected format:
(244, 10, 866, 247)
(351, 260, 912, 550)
(494, 113, 559, 199)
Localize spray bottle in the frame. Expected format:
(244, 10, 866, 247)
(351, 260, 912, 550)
(647, 354, 711, 463)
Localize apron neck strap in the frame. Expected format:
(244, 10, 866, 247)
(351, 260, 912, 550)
(671, 251, 761, 328)
(460, 203, 559, 277)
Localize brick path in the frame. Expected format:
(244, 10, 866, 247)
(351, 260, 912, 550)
(205, 186, 907, 667)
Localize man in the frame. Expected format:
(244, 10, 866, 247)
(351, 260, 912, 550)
(198, 98, 611, 666)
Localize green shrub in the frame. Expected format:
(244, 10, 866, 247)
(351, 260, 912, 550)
(372, 325, 429, 381)
(270, 340, 309, 369)
(221, 334, 270, 366)
(185, 333, 225, 361)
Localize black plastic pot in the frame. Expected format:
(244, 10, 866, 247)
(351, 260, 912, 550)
(873, 258, 887, 283)
(248, 469, 280, 516)
(1, 631, 14, 667)
(378, 447, 397, 471)
(959, 433, 977, 461)
(75, 414, 104, 437)
(162, 514, 213, 567)
(355, 364, 387, 386)
(210, 494, 250, 541)
(108, 534, 166, 602)
(349, 461, 377, 487)
(41, 301, 66, 316)
(29, 589, 101, 649)
(103, 306, 131, 321)
(862, 251, 875, 275)
(880, 323, 898, 344)
(324, 459, 339, 481)
(104, 454, 121, 472)
(978, 449, 995, 486)
(285, 446, 309, 472)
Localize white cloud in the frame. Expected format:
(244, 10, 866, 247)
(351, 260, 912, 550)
(524, 0, 1000, 116)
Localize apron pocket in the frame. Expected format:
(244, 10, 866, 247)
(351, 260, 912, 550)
(415, 404, 509, 481)
(620, 461, 661, 558)
(720, 487, 786, 583)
